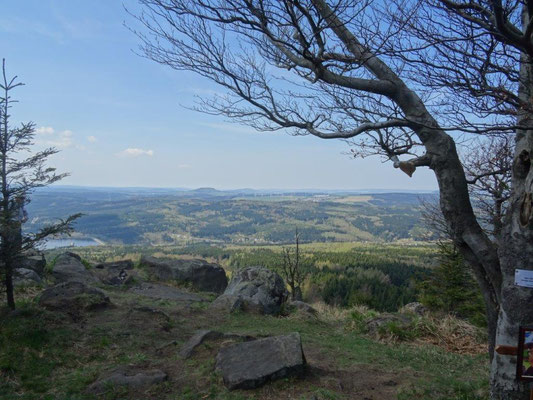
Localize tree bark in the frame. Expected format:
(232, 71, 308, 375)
(489, 4, 533, 397)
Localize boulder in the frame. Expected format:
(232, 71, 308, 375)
(16, 254, 46, 276)
(223, 266, 288, 315)
(13, 268, 42, 285)
(86, 367, 167, 395)
(401, 302, 427, 316)
(209, 294, 244, 314)
(140, 255, 227, 293)
(39, 281, 110, 311)
(209, 293, 263, 314)
(129, 282, 206, 302)
(51, 252, 97, 284)
(215, 332, 306, 390)
(92, 260, 134, 286)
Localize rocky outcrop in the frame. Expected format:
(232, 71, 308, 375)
(208, 293, 264, 314)
(13, 268, 42, 285)
(39, 281, 110, 312)
(16, 253, 46, 276)
(222, 266, 288, 315)
(92, 260, 134, 286)
(140, 255, 227, 293)
(86, 367, 167, 395)
(51, 252, 97, 284)
(215, 332, 306, 390)
(209, 294, 244, 313)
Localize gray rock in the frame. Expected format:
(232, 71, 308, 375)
(141, 255, 228, 293)
(39, 281, 110, 311)
(51, 252, 97, 284)
(209, 294, 244, 313)
(288, 300, 317, 315)
(87, 367, 167, 395)
(13, 268, 42, 285)
(224, 266, 288, 315)
(366, 313, 413, 335)
(401, 302, 427, 316)
(129, 282, 206, 302)
(93, 259, 134, 286)
(16, 254, 46, 276)
(215, 332, 306, 390)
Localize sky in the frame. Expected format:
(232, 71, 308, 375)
(0, 0, 438, 191)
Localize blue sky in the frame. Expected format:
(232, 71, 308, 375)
(0, 0, 438, 190)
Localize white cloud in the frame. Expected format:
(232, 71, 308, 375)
(117, 148, 154, 158)
(178, 164, 191, 169)
(36, 126, 55, 135)
(87, 136, 97, 143)
(36, 126, 74, 148)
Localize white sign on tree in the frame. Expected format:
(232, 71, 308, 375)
(515, 270, 533, 289)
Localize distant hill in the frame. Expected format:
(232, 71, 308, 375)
(26, 187, 438, 245)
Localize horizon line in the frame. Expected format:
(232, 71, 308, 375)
(43, 184, 438, 193)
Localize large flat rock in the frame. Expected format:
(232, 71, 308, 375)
(215, 332, 306, 390)
(129, 282, 206, 302)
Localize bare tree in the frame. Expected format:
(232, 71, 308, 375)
(464, 135, 513, 239)
(131, 1, 533, 397)
(0, 60, 80, 310)
(281, 228, 306, 301)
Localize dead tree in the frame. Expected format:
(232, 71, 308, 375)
(281, 228, 306, 301)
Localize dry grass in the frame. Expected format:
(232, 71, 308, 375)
(413, 315, 488, 355)
(312, 301, 353, 323)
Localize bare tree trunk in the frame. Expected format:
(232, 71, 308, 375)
(489, 5, 533, 397)
(490, 233, 533, 399)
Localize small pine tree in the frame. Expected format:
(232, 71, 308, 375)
(0, 60, 80, 309)
(419, 242, 486, 326)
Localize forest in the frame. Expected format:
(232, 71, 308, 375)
(27, 187, 437, 245)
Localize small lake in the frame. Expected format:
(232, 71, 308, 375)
(42, 238, 102, 250)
